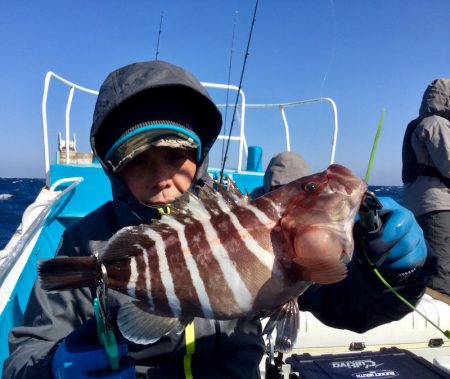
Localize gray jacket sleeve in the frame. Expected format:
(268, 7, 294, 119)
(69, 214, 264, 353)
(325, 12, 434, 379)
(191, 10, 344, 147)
(2, 235, 95, 379)
(3, 199, 264, 379)
(2, 202, 120, 378)
(404, 115, 450, 215)
(419, 115, 450, 177)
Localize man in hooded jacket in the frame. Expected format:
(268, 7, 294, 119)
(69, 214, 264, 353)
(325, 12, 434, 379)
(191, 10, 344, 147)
(3, 61, 433, 379)
(402, 78, 450, 297)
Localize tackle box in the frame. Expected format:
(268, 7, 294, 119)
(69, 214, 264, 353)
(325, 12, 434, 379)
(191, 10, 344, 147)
(286, 347, 450, 378)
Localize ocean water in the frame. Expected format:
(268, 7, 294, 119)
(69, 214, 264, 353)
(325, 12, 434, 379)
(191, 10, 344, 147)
(0, 178, 45, 249)
(0, 178, 404, 250)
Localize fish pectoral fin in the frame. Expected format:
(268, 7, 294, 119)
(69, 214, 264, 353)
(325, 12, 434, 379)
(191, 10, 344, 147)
(117, 302, 183, 345)
(299, 258, 348, 284)
(262, 298, 299, 353)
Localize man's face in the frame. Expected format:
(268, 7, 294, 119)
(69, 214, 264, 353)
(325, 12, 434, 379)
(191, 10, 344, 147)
(119, 147, 197, 205)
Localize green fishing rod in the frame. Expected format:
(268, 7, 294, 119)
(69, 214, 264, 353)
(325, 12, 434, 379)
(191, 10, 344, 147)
(361, 109, 450, 340)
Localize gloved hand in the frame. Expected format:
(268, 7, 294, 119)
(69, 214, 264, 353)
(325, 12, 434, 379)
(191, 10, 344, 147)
(52, 317, 135, 379)
(355, 197, 427, 283)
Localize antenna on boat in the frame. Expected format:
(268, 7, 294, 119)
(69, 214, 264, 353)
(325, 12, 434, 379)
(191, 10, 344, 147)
(155, 13, 164, 60)
(220, 10, 239, 165)
(219, 0, 259, 184)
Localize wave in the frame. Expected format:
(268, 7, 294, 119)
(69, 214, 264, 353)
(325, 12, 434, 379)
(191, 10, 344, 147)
(0, 194, 13, 200)
(368, 185, 403, 206)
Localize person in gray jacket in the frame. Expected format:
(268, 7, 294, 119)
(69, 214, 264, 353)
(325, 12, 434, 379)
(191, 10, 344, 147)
(402, 78, 450, 297)
(250, 151, 311, 199)
(3, 61, 433, 379)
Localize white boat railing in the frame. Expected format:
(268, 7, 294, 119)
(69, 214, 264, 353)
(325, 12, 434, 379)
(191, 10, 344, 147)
(215, 98, 338, 167)
(41, 72, 338, 183)
(246, 98, 338, 165)
(41, 74, 250, 183)
(201, 83, 247, 171)
(0, 177, 83, 288)
(41, 72, 99, 186)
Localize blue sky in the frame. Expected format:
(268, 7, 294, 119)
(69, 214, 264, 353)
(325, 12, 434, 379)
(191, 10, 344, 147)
(1, 1, 449, 185)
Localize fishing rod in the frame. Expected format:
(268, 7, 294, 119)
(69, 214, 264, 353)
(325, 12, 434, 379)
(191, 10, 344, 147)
(361, 109, 450, 340)
(219, 0, 259, 184)
(220, 11, 239, 165)
(155, 13, 164, 60)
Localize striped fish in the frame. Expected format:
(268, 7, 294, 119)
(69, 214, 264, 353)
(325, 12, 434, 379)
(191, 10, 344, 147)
(39, 164, 367, 352)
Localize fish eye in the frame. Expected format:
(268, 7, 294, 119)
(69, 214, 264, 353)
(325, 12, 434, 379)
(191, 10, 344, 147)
(304, 182, 317, 191)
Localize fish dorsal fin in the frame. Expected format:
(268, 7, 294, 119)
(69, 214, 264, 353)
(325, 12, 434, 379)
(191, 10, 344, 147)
(168, 181, 247, 220)
(99, 198, 213, 264)
(263, 298, 300, 353)
(117, 301, 186, 345)
(226, 177, 245, 200)
(100, 181, 248, 263)
(214, 184, 239, 209)
(172, 191, 211, 220)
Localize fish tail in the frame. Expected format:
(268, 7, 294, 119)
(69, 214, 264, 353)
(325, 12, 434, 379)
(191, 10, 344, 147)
(38, 256, 99, 291)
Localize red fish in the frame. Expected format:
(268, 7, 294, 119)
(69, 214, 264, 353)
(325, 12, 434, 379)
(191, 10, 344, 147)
(39, 164, 367, 352)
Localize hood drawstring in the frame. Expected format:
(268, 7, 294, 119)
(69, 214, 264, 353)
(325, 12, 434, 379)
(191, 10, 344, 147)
(157, 205, 171, 215)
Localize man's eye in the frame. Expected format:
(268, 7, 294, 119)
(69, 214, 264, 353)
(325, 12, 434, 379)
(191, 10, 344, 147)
(170, 150, 189, 162)
(129, 158, 146, 166)
(169, 153, 189, 162)
(172, 154, 186, 160)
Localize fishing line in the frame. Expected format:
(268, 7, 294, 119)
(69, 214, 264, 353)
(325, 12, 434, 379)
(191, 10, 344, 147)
(363, 251, 450, 339)
(219, 0, 259, 183)
(155, 13, 164, 60)
(304, 0, 337, 161)
(318, 0, 337, 97)
(220, 11, 239, 164)
(364, 109, 450, 339)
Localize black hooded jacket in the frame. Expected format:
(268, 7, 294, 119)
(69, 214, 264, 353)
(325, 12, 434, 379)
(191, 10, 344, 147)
(3, 60, 266, 379)
(3, 61, 432, 379)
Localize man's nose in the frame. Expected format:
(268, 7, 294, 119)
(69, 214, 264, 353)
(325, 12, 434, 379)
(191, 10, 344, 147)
(151, 168, 171, 189)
